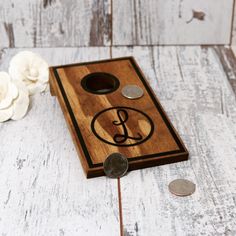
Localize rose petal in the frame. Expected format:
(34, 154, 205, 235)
(38, 69, 49, 83)
(0, 75, 8, 100)
(11, 81, 29, 120)
(0, 71, 11, 88)
(0, 106, 13, 122)
(9, 52, 33, 81)
(27, 81, 48, 95)
(0, 72, 18, 109)
(26, 75, 38, 82)
(8, 81, 19, 99)
(9, 51, 49, 94)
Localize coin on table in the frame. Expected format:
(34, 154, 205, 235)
(103, 153, 129, 178)
(121, 85, 144, 99)
(168, 179, 196, 197)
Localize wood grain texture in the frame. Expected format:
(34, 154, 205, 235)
(212, 46, 236, 95)
(231, 0, 236, 46)
(0, 0, 234, 47)
(0, 47, 120, 236)
(0, 0, 111, 47)
(212, 46, 236, 81)
(113, 0, 234, 45)
(112, 46, 236, 235)
(49, 58, 188, 177)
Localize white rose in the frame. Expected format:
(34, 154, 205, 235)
(9, 51, 49, 95)
(0, 72, 29, 122)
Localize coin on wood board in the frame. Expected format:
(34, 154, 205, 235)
(121, 85, 144, 99)
(168, 179, 196, 197)
(103, 153, 129, 178)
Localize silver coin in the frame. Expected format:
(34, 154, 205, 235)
(103, 153, 129, 178)
(168, 179, 196, 197)
(121, 85, 144, 99)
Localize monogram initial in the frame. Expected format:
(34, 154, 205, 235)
(112, 109, 143, 144)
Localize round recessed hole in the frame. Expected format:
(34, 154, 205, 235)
(81, 72, 120, 94)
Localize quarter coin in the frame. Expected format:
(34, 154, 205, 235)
(168, 179, 196, 197)
(103, 153, 129, 178)
(121, 85, 144, 99)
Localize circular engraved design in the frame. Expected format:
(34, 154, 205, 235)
(91, 106, 154, 147)
(103, 152, 129, 178)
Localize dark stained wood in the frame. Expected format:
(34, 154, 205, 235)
(49, 57, 188, 178)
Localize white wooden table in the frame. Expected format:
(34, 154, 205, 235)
(0, 46, 236, 236)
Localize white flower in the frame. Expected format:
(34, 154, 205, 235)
(9, 51, 49, 95)
(0, 72, 29, 122)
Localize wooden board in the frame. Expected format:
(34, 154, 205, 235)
(231, 0, 236, 47)
(0, 0, 111, 47)
(49, 57, 188, 178)
(0, 0, 234, 47)
(113, 0, 234, 45)
(213, 46, 236, 95)
(112, 46, 236, 235)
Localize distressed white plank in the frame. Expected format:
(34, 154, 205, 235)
(0, 47, 119, 236)
(232, 46, 236, 57)
(212, 46, 236, 80)
(231, 1, 236, 48)
(113, 0, 234, 45)
(112, 46, 236, 235)
(212, 46, 236, 95)
(0, 0, 111, 47)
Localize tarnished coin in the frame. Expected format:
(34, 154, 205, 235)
(103, 153, 129, 178)
(121, 85, 144, 99)
(168, 179, 196, 197)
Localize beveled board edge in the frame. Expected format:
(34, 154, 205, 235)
(49, 68, 101, 178)
(49, 57, 189, 178)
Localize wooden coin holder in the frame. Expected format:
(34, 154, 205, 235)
(49, 57, 188, 178)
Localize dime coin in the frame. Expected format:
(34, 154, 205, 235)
(103, 153, 129, 178)
(121, 85, 144, 99)
(168, 179, 196, 197)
